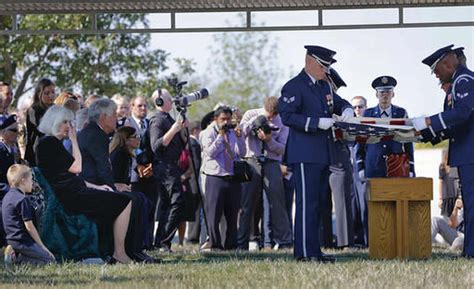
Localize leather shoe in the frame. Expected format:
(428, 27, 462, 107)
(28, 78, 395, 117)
(297, 254, 336, 263)
(133, 252, 162, 264)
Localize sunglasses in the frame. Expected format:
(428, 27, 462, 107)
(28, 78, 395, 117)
(7, 128, 18, 133)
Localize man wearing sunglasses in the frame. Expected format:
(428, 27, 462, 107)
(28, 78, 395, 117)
(356, 76, 415, 180)
(0, 115, 19, 249)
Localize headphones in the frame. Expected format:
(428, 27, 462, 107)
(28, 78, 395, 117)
(154, 88, 163, 107)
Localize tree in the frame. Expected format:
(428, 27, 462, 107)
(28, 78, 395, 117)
(189, 14, 282, 120)
(0, 14, 179, 104)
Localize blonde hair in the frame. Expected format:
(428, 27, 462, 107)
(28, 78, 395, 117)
(54, 91, 80, 113)
(7, 164, 32, 188)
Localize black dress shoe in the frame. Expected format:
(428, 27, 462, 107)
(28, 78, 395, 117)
(133, 252, 162, 264)
(297, 254, 336, 263)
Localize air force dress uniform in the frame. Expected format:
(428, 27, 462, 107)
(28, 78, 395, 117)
(418, 45, 474, 257)
(279, 46, 352, 260)
(357, 76, 415, 178)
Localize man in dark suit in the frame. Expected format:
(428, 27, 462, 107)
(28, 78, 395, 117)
(356, 76, 415, 179)
(78, 98, 158, 263)
(126, 96, 156, 248)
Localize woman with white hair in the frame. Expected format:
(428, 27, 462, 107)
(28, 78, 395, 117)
(36, 105, 134, 264)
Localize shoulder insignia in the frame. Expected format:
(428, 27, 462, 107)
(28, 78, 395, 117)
(283, 96, 296, 104)
(456, 92, 469, 99)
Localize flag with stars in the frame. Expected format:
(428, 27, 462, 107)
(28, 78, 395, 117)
(333, 117, 420, 144)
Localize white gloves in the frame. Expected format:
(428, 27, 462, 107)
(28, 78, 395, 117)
(358, 170, 365, 180)
(340, 108, 355, 122)
(412, 117, 428, 131)
(318, 118, 335, 130)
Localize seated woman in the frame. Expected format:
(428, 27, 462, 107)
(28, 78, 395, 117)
(36, 105, 133, 264)
(109, 126, 154, 249)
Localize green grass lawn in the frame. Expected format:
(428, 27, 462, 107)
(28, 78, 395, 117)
(1, 246, 473, 289)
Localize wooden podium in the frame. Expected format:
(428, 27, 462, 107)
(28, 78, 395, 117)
(367, 178, 433, 260)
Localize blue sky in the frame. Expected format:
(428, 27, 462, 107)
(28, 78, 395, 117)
(149, 7, 473, 117)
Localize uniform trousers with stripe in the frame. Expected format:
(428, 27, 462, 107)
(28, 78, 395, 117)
(292, 163, 330, 258)
(458, 164, 474, 257)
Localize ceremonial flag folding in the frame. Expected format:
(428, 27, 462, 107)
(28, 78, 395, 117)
(333, 117, 420, 144)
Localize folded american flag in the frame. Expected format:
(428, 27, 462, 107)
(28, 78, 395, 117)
(333, 117, 420, 144)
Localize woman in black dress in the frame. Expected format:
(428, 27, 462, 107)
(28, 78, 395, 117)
(109, 126, 154, 249)
(25, 78, 56, 166)
(36, 105, 133, 263)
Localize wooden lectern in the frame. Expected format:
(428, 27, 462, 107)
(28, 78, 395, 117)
(367, 178, 433, 259)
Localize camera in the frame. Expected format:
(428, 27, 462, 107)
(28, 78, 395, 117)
(167, 77, 209, 115)
(251, 115, 278, 137)
(177, 88, 209, 107)
(221, 123, 237, 132)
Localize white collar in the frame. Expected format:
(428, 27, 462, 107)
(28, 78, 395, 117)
(379, 105, 392, 116)
(132, 114, 145, 127)
(305, 71, 316, 84)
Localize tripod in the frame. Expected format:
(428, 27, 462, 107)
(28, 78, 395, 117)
(177, 109, 210, 243)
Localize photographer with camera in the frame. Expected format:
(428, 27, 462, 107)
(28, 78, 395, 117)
(200, 106, 246, 251)
(237, 96, 292, 251)
(149, 88, 188, 252)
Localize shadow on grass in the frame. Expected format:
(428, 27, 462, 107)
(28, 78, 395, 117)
(156, 249, 372, 265)
(156, 247, 461, 265)
(0, 264, 132, 286)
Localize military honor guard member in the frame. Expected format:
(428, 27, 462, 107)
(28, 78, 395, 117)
(356, 76, 415, 179)
(412, 44, 474, 258)
(279, 45, 353, 262)
(325, 68, 355, 248)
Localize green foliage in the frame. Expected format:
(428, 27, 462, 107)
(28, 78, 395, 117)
(0, 14, 196, 104)
(187, 14, 282, 121)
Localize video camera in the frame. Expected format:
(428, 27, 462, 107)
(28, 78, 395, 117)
(167, 77, 209, 117)
(251, 115, 278, 137)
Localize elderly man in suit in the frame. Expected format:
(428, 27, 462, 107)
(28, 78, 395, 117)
(78, 98, 157, 263)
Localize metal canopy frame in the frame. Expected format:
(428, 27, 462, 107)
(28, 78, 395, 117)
(0, 1, 472, 35)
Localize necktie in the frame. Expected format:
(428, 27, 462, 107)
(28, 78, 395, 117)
(139, 119, 145, 129)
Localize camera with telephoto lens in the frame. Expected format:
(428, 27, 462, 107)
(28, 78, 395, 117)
(167, 77, 209, 116)
(251, 115, 278, 137)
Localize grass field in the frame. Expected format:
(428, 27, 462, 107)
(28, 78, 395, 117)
(1, 246, 473, 289)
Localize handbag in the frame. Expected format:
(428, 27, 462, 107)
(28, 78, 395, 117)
(223, 134, 252, 182)
(386, 152, 410, 177)
(232, 160, 252, 182)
